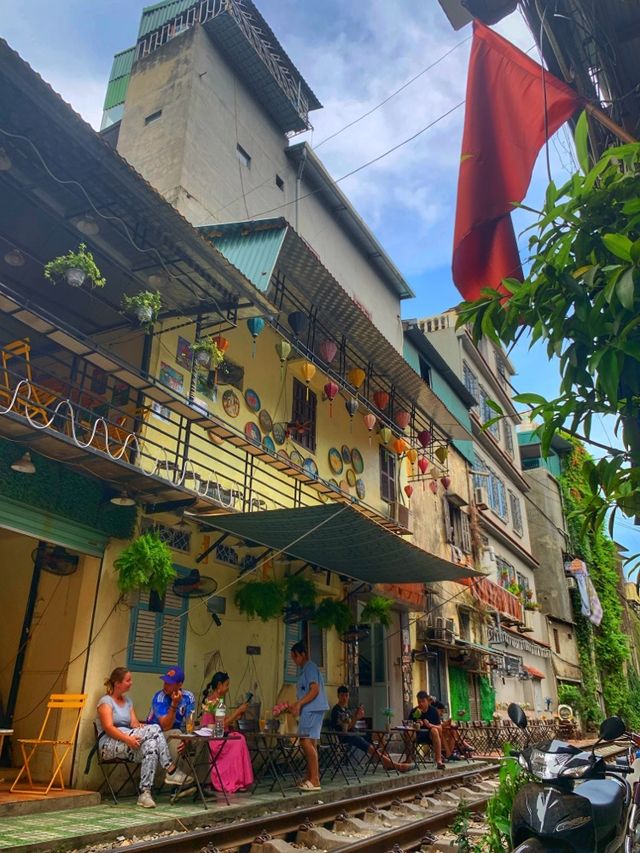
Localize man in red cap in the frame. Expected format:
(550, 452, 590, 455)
(147, 665, 196, 765)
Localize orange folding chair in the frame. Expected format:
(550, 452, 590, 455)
(11, 693, 87, 795)
(0, 338, 57, 422)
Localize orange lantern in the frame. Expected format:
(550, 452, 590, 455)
(213, 335, 229, 354)
(392, 437, 408, 456)
(407, 448, 418, 464)
(347, 367, 366, 390)
(301, 361, 316, 399)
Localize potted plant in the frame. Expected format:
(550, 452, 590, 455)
(44, 243, 106, 288)
(360, 595, 394, 628)
(382, 707, 394, 731)
(234, 578, 286, 621)
(193, 336, 225, 369)
(122, 290, 162, 327)
(113, 532, 176, 612)
(312, 597, 353, 635)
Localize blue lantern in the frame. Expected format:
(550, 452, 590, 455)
(246, 317, 265, 357)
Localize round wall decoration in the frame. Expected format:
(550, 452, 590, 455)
(351, 448, 364, 474)
(262, 435, 275, 454)
(303, 457, 318, 478)
(244, 421, 261, 445)
(355, 478, 365, 500)
(259, 408, 273, 434)
(272, 422, 286, 445)
(290, 449, 303, 467)
(244, 388, 261, 412)
(341, 445, 352, 465)
(222, 389, 240, 418)
(346, 469, 356, 487)
(328, 447, 343, 475)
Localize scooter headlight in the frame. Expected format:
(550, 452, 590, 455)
(527, 749, 590, 780)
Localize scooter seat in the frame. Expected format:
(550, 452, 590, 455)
(576, 778, 627, 837)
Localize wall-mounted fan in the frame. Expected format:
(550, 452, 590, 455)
(172, 569, 218, 598)
(32, 544, 79, 576)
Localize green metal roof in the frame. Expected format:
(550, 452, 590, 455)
(199, 223, 285, 292)
(103, 47, 135, 112)
(111, 46, 136, 78)
(203, 504, 479, 584)
(139, 0, 195, 37)
(104, 75, 131, 111)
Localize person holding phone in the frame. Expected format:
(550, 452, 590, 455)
(200, 671, 254, 792)
(146, 665, 196, 765)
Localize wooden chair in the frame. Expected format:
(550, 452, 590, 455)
(11, 693, 87, 795)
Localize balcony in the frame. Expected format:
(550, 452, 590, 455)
(458, 576, 524, 624)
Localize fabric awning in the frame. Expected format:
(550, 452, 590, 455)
(524, 665, 546, 680)
(201, 504, 480, 585)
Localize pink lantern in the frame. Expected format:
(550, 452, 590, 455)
(404, 484, 414, 500)
(417, 429, 432, 448)
(418, 457, 429, 475)
(394, 410, 411, 430)
(324, 381, 339, 416)
(363, 413, 376, 431)
(318, 339, 338, 364)
(441, 476, 451, 490)
(429, 480, 438, 494)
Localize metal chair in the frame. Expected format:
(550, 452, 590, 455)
(86, 723, 140, 804)
(11, 693, 87, 794)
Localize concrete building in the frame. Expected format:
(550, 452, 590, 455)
(421, 310, 555, 716)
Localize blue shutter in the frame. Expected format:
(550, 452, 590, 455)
(127, 565, 188, 673)
(283, 621, 303, 683)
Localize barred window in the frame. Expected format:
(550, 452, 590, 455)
(380, 446, 397, 503)
(509, 491, 523, 535)
(479, 386, 500, 440)
(142, 519, 191, 552)
(291, 378, 317, 453)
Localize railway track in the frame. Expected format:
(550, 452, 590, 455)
(122, 764, 499, 853)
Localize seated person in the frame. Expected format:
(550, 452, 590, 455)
(330, 685, 412, 772)
(410, 691, 445, 770)
(435, 702, 474, 760)
(97, 666, 191, 809)
(200, 671, 254, 793)
(146, 665, 196, 764)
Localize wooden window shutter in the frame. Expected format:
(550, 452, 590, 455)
(130, 609, 158, 666)
(283, 621, 304, 683)
(461, 512, 472, 554)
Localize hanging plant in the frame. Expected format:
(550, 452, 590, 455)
(312, 597, 353, 635)
(114, 532, 176, 597)
(360, 595, 394, 628)
(284, 574, 317, 608)
(234, 578, 286, 621)
(44, 243, 106, 288)
(193, 336, 225, 368)
(122, 290, 162, 327)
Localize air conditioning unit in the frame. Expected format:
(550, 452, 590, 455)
(430, 616, 456, 644)
(475, 486, 489, 510)
(388, 501, 411, 531)
(566, 576, 577, 590)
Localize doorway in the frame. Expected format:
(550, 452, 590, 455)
(357, 622, 388, 729)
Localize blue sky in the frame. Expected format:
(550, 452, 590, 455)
(1, 0, 636, 559)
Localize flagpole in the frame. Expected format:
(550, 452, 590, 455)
(584, 102, 637, 145)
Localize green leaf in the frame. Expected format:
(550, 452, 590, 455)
(574, 110, 590, 174)
(603, 233, 633, 261)
(630, 239, 640, 264)
(616, 268, 635, 310)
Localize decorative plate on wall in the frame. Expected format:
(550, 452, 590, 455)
(222, 389, 240, 418)
(262, 435, 276, 454)
(328, 447, 343, 475)
(244, 388, 261, 412)
(303, 457, 318, 479)
(290, 449, 303, 467)
(277, 449, 290, 461)
(341, 445, 352, 465)
(346, 469, 356, 487)
(328, 479, 340, 491)
(273, 422, 286, 445)
(259, 408, 273, 434)
(244, 421, 261, 445)
(355, 478, 366, 500)
(339, 479, 350, 493)
(351, 448, 364, 474)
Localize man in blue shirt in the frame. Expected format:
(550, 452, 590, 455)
(147, 665, 196, 763)
(289, 641, 329, 791)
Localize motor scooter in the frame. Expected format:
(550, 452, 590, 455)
(508, 702, 640, 852)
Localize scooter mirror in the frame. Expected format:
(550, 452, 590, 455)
(599, 715, 625, 741)
(508, 702, 528, 729)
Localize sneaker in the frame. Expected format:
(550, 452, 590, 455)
(165, 768, 193, 786)
(137, 790, 156, 808)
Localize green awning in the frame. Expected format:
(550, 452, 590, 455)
(201, 504, 479, 585)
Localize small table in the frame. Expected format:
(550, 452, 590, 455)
(168, 732, 230, 808)
(245, 731, 304, 796)
(358, 729, 396, 776)
(0, 730, 12, 782)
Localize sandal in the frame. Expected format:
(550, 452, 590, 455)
(298, 780, 322, 791)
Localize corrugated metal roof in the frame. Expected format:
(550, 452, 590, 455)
(103, 75, 131, 111)
(199, 224, 285, 292)
(110, 47, 135, 80)
(139, 0, 197, 37)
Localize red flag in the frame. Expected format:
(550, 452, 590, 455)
(452, 21, 582, 301)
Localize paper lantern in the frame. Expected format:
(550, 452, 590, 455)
(213, 335, 229, 353)
(345, 397, 359, 431)
(417, 429, 432, 448)
(394, 410, 411, 430)
(246, 317, 265, 357)
(318, 339, 338, 364)
(407, 448, 418, 464)
(347, 367, 366, 390)
(324, 381, 339, 416)
(418, 457, 429, 475)
(373, 390, 390, 411)
(392, 437, 408, 456)
(429, 480, 438, 494)
(435, 445, 449, 464)
(363, 413, 376, 431)
(404, 484, 414, 500)
(288, 310, 308, 338)
(275, 339, 291, 380)
(379, 426, 392, 445)
(301, 361, 316, 400)
(441, 476, 451, 490)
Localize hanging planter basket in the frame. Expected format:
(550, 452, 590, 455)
(44, 243, 106, 289)
(66, 268, 86, 287)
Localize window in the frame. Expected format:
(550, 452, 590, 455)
(379, 446, 397, 503)
(291, 378, 317, 452)
(479, 385, 500, 440)
(127, 569, 187, 673)
(275, 174, 284, 191)
(516, 572, 530, 597)
(308, 622, 326, 670)
(463, 361, 478, 410)
(458, 609, 471, 641)
(553, 628, 560, 654)
(236, 143, 251, 168)
(497, 556, 516, 588)
(144, 109, 162, 125)
(503, 421, 514, 457)
(509, 491, 523, 535)
(419, 356, 432, 387)
(445, 500, 472, 554)
(142, 519, 191, 552)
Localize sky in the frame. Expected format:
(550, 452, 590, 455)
(1, 0, 636, 560)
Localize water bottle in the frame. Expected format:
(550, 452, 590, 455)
(214, 701, 226, 738)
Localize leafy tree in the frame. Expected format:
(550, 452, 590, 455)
(458, 116, 640, 569)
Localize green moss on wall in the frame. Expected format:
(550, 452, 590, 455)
(0, 440, 136, 540)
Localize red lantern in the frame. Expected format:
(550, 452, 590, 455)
(213, 335, 229, 353)
(318, 339, 337, 364)
(441, 476, 451, 490)
(324, 381, 339, 416)
(418, 457, 429, 475)
(404, 484, 414, 500)
(373, 390, 390, 411)
(417, 430, 432, 448)
(429, 480, 438, 494)
(394, 410, 411, 431)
